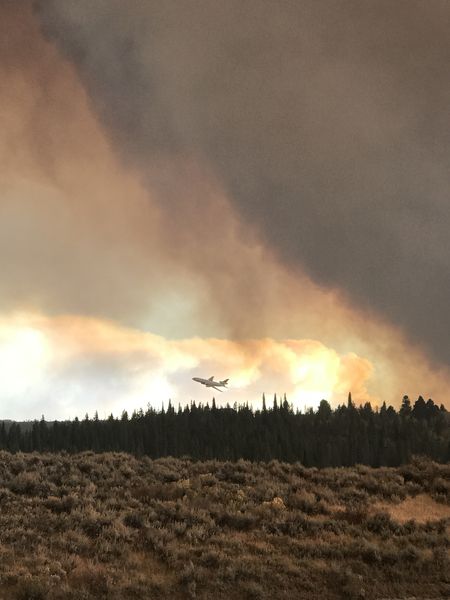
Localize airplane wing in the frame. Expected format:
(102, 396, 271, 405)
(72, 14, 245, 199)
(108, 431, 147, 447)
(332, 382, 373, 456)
(208, 376, 214, 381)
(211, 385, 223, 392)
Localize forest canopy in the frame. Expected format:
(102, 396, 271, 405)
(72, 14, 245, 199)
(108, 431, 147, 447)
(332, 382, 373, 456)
(1, 394, 448, 468)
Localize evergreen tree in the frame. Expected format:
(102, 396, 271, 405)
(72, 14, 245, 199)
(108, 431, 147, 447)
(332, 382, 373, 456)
(400, 395, 412, 417)
(0, 393, 448, 466)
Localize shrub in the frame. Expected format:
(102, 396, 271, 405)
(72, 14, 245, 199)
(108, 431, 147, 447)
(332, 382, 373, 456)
(241, 581, 266, 599)
(80, 515, 111, 539)
(399, 544, 421, 563)
(0, 451, 447, 599)
(366, 511, 393, 534)
(69, 561, 109, 597)
(44, 495, 77, 514)
(432, 546, 449, 569)
(431, 477, 450, 496)
(341, 571, 365, 600)
(216, 511, 259, 531)
(14, 578, 48, 600)
(336, 507, 367, 526)
(286, 489, 316, 512)
(355, 540, 382, 564)
(199, 549, 221, 568)
(123, 512, 144, 529)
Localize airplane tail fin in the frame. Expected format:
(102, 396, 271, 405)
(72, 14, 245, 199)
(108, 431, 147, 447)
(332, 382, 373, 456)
(220, 378, 229, 385)
(208, 376, 214, 381)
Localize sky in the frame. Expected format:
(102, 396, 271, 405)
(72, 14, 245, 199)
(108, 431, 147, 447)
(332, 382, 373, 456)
(1, 1, 449, 420)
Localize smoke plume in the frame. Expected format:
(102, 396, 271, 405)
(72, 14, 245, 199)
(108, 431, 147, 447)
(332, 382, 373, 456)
(0, 2, 449, 418)
(34, 0, 450, 366)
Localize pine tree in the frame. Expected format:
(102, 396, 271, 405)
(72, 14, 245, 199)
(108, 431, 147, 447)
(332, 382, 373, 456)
(400, 395, 412, 417)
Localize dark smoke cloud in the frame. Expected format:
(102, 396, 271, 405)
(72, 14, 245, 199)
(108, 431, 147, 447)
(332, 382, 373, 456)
(3, 2, 306, 344)
(34, 1, 450, 364)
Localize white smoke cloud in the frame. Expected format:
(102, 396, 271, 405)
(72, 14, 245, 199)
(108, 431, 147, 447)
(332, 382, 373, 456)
(0, 311, 377, 420)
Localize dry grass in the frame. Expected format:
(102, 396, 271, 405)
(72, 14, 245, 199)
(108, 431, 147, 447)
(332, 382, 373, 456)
(374, 493, 450, 524)
(0, 452, 447, 599)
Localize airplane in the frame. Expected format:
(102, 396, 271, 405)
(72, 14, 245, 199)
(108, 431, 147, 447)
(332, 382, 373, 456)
(192, 376, 229, 392)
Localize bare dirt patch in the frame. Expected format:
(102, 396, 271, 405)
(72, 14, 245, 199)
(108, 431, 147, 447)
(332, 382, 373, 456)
(374, 493, 450, 523)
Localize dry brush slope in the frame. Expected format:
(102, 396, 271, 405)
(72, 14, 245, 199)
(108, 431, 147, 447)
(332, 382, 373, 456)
(0, 451, 448, 599)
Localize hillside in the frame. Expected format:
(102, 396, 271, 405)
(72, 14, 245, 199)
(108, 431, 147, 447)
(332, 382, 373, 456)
(0, 452, 448, 599)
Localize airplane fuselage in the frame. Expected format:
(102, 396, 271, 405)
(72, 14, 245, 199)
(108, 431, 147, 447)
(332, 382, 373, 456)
(192, 376, 229, 392)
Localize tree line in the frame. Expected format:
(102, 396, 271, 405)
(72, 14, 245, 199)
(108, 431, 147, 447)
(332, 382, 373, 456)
(0, 394, 448, 467)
